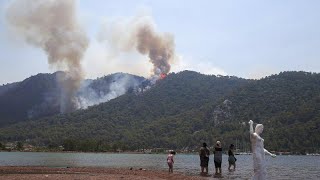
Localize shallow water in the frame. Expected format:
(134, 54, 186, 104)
(0, 152, 319, 179)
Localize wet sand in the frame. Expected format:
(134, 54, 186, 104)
(0, 166, 208, 180)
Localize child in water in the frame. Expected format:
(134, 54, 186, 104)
(167, 150, 176, 173)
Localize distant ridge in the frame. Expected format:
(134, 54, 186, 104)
(0, 72, 147, 126)
(0, 71, 319, 153)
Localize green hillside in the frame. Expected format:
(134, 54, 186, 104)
(0, 71, 319, 154)
(0, 72, 146, 126)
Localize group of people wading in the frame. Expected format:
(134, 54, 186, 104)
(199, 141, 236, 176)
(167, 120, 276, 180)
(198, 120, 275, 179)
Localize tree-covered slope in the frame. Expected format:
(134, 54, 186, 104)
(171, 71, 320, 153)
(0, 71, 249, 148)
(224, 71, 320, 153)
(0, 72, 146, 126)
(0, 71, 319, 153)
(0, 72, 61, 126)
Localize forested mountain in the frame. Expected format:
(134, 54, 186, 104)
(225, 72, 320, 153)
(0, 71, 319, 153)
(0, 72, 61, 126)
(0, 72, 147, 126)
(0, 82, 19, 95)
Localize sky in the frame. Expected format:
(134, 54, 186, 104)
(1, 0, 320, 84)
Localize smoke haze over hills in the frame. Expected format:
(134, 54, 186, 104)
(0, 72, 148, 126)
(5, 0, 89, 113)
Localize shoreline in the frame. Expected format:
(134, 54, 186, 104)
(0, 150, 200, 155)
(0, 166, 207, 180)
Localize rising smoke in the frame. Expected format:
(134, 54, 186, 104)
(77, 73, 145, 109)
(98, 15, 175, 79)
(5, 0, 88, 113)
(6, 2, 175, 113)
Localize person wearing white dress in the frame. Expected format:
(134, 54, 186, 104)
(249, 120, 276, 180)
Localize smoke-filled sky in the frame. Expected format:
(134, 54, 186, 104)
(1, 0, 320, 84)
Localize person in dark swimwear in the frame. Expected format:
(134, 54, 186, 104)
(228, 144, 236, 171)
(199, 142, 210, 174)
(167, 150, 175, 173)
(214, 141, 222, 175)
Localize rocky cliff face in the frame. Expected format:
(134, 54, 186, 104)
(212, 99, 233, 126)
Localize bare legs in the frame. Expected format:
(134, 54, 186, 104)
(168, 163, 173, 173)
(215, 167, 221, 174)
(201, 166, 208, 174)
(228, 163, 236, 171)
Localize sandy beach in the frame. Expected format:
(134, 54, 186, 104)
(0, 166, 208, 180)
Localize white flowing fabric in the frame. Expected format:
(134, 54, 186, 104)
(249, 120, 275, 180)
(251, 132, 267, 179)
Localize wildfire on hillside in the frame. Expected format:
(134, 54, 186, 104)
(160, 73, 167, 79)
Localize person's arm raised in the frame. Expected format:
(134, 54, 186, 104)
(249, 120, 254, 135)
(249, 120, 254, 139)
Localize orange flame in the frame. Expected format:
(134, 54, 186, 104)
(160, 73, 167, 79)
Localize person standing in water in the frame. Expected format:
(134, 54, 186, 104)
(249, 120, 276, 180)
(213, 141, 223, 175)
(228, 144, 236, 171)
(167, 150, 175, 173)
(199, 142, 210, 174)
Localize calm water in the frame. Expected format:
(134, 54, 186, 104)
(0, 152, 319, 179)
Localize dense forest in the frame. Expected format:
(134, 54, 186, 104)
(0, 71, 319, 154)
(0, 72, 146, 126)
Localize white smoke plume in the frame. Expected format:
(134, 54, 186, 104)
(5, 0, 88, 113)
(77, 73, 144, 109)
(98, 14, 175, 79)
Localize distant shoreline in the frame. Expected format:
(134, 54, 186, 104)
(0, 150, 198, 155)
(1, 150, 317, 156)
(0, 150, 166, 154)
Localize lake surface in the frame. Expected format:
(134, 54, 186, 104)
(0, 152, 319, 179)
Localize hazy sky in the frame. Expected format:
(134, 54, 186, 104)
(1, 0, 320, 84)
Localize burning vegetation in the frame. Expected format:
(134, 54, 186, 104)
(6, 0, 88, 113)
(5, 0, 175, 113)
